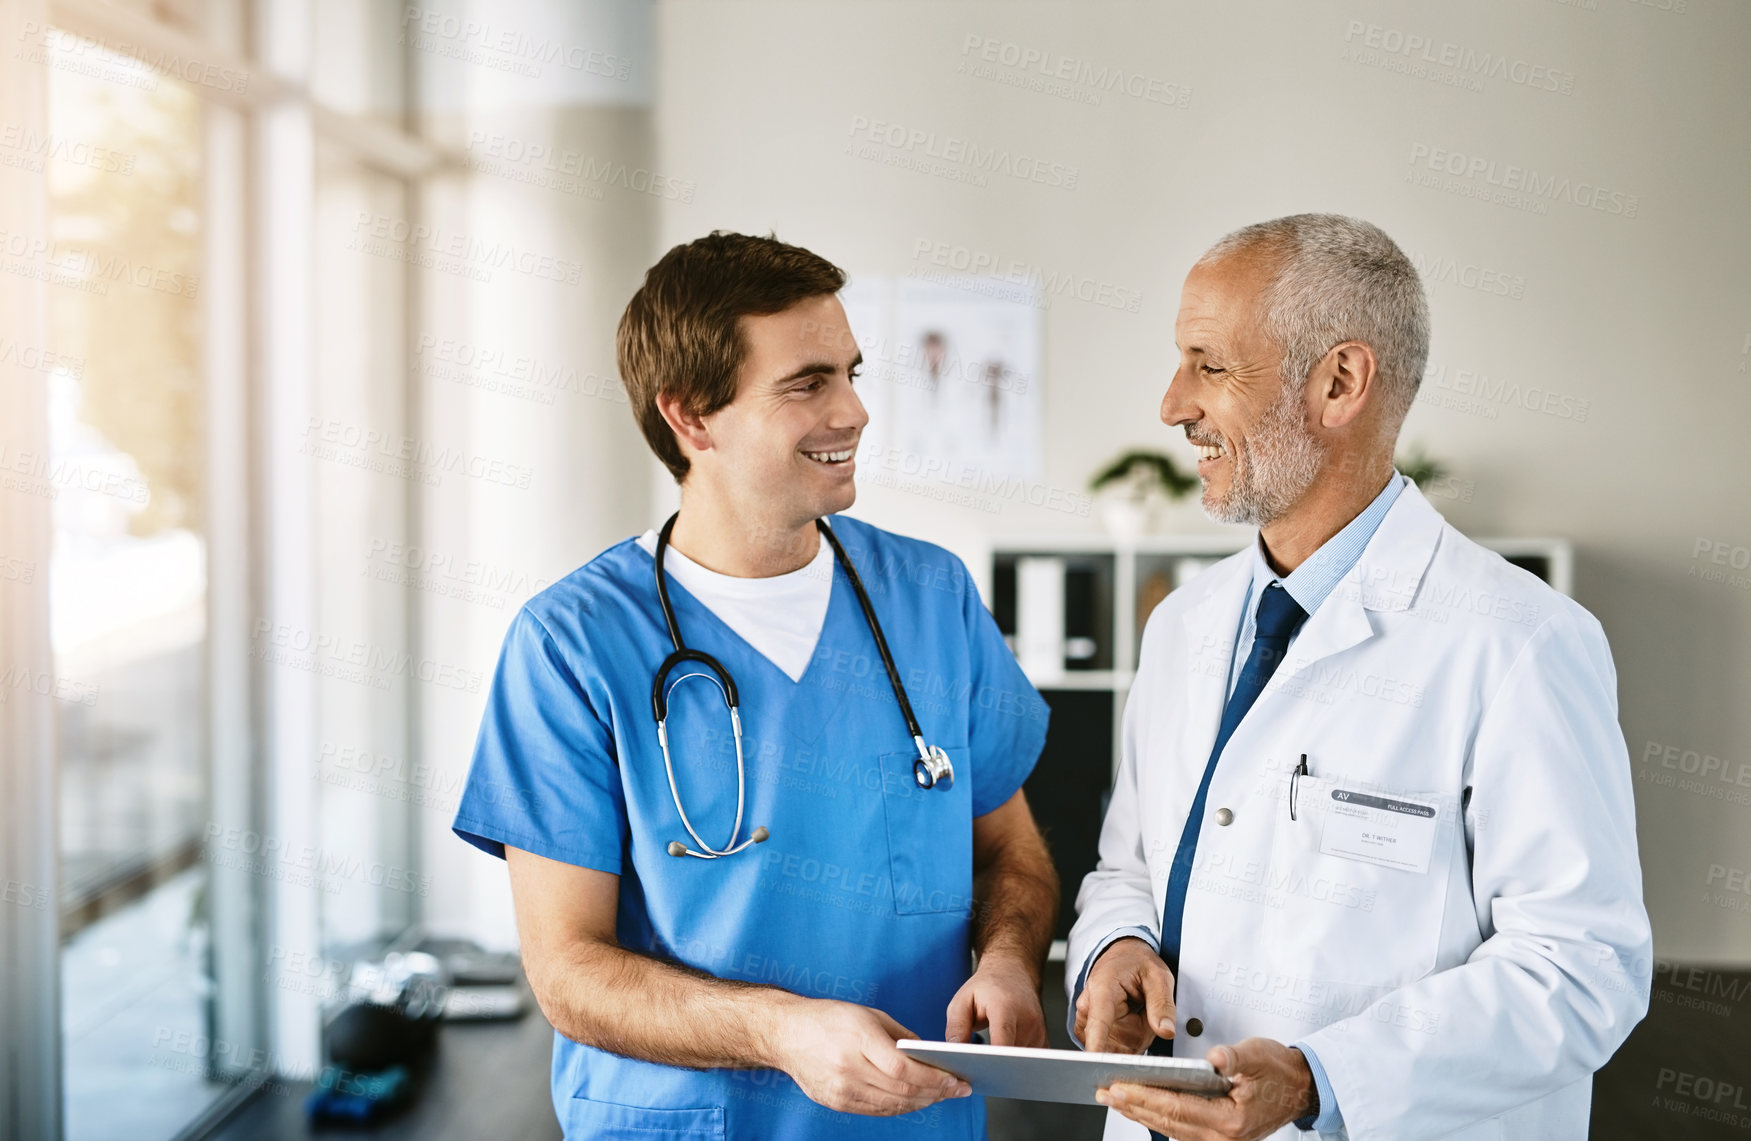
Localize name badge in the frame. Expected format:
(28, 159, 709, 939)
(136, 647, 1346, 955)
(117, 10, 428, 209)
(1319, 789, 1438, 874)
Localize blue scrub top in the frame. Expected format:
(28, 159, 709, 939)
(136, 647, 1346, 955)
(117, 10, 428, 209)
(453, 516, 1049, 1140)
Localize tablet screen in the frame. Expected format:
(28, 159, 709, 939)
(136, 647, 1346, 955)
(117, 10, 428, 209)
(897, 1040, 1231, 1106)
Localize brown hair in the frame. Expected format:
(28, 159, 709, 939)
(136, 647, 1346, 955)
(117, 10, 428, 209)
(617, 231, 846, 481)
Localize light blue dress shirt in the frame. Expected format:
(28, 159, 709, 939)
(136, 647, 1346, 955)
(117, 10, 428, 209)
(1072, 473, 1406, 1135)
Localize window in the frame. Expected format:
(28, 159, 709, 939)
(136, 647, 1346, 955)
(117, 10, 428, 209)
(39, 37, 223, 1141)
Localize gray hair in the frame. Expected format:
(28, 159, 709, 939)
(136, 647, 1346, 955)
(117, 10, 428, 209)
(1198, 214, 1429, 424)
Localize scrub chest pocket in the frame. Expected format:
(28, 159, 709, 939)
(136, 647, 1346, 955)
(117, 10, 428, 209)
(878, 746, 973, 916)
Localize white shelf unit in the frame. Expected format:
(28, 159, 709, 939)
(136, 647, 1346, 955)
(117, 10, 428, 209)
(992, 533, 1573, 779)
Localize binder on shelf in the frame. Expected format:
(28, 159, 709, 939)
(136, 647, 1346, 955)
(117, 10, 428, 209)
(1015, 557, 1066, 683)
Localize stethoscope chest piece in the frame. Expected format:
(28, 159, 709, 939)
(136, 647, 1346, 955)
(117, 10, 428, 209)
(913, 744, 954, 791)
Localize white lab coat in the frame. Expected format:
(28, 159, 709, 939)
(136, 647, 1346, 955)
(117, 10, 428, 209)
(1068, 485, 1651, 1141)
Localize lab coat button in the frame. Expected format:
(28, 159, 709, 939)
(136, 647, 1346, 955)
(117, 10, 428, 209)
(1214, 808, 1233, 826)
(1185, 1018, 1203, 1037)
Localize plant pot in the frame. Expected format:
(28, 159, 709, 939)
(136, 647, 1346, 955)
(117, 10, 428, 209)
(1097, 493, 1154, 542)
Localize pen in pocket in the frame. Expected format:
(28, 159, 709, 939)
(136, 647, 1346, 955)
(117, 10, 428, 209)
(1289, 753, 1309, 821)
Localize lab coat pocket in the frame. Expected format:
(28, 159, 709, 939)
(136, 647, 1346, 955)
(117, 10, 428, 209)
(561, 1096, 724, 1140)
(878, 746, 974, 916)
(1264, 774, 1448, 989)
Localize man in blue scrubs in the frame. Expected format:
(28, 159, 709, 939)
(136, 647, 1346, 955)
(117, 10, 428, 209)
(453, 232, 1058, 1139)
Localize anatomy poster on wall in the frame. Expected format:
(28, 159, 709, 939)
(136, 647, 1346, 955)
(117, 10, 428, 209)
(844, 275, 1043, 481)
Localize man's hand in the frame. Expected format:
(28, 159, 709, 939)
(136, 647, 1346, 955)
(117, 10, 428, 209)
(945, 955, 1049, 1047)
(768, 997, 971, 1116)
(1074, 937, 1177, 1054)
(1095, 1038, 1315, 1140)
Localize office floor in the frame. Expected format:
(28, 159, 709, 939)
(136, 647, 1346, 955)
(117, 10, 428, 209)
(196, 960, 1749, 1140)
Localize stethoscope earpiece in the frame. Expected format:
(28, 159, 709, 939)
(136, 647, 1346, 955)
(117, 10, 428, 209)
(668, 825, 769, 859)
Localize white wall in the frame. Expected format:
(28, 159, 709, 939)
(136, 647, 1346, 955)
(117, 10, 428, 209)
(652, 0, 1751, 962)
(412, 0, 659, 949)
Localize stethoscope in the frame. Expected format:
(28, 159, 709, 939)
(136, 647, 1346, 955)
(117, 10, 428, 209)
(651, 512, 955, 859)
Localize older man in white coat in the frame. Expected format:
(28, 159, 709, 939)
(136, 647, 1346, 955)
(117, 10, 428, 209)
(1067, 214, 1651, 1141)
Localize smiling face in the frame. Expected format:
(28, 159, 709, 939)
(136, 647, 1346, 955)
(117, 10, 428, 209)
(1162, 254, 1327, 526)
(695, 293, 868, 528)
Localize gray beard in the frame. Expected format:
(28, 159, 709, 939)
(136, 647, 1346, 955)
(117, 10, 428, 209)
(1202, 382, 1327, 526)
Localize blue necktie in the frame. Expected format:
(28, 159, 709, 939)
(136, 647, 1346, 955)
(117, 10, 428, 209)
(1149, 583, 1308, 1059)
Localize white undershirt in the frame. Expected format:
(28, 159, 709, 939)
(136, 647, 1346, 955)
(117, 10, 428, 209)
(635, 529, 834, 682)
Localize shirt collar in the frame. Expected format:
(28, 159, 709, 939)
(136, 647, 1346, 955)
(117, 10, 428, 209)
(1249, 472, 1407, 617)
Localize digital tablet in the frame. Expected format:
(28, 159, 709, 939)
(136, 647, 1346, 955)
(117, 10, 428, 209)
(896, 1040, 1231, 1105)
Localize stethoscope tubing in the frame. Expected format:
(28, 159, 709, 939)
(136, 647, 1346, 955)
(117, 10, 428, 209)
(813, 519, 931, 750)
(650, 513, 951, 859)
